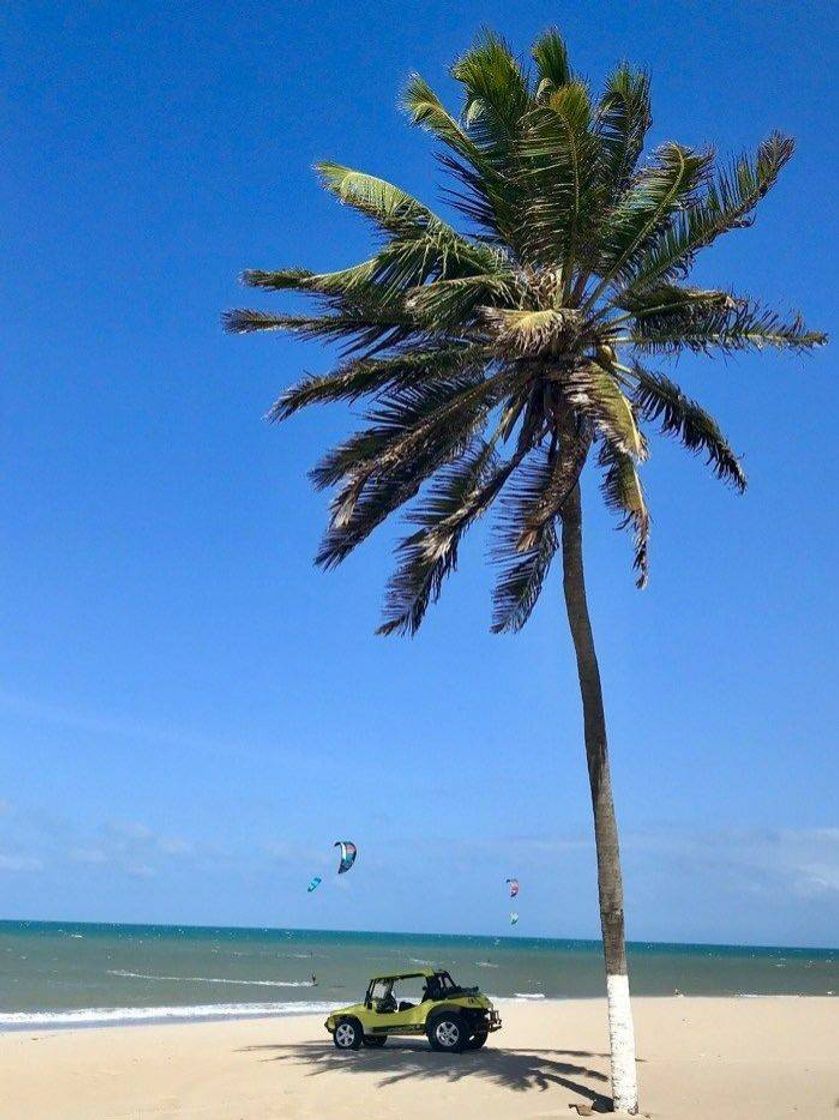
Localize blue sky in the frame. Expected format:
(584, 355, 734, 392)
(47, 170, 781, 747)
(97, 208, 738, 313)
(1, 1, 837, 947)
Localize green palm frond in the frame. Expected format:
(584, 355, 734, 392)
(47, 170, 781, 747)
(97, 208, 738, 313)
(624, 132, 795, 292)
(616, 283, 737, 321)
(452, 31, 530, 144)
(402, 74, 485, 166)
(223, 310, 314, 334)
(222, 304, 417, 356)
(403, 73, 524, 249)
(630, 298, 826, 354)
(589, 143, 713, 299)
(240, 267, 318, 291)
(312, 168, 501, 283)
(521, 81, 603, 274)
(531, 28, 572, 96)
(315, 163, 438, 236)
(595, 64, 652, 200)
(631, 365, 746, 490)
(406, 272, 519, 328)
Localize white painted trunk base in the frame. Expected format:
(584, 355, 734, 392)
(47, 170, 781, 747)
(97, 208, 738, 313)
(606, 973, 638, 1114)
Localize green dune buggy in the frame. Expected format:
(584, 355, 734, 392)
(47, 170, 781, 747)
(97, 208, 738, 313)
(324, 968, 502, 1053)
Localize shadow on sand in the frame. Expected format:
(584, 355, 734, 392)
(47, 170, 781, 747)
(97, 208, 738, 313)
(239, 1038, 615, 1111)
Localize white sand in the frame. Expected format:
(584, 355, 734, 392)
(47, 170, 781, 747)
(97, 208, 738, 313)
(1, 996, 836, 1119)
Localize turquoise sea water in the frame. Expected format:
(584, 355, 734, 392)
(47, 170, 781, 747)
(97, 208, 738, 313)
(0, 921, 835, 1028)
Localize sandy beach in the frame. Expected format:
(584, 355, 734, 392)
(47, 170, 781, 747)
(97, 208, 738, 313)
(1, 996, 836, 1119)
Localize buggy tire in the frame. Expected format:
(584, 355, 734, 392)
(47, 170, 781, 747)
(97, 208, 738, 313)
(363, 1035, 387, 1048)
(333, 1018, 363, 1050)
(465, 1031, 488, 1049)
(427, 1012, 466, 1053)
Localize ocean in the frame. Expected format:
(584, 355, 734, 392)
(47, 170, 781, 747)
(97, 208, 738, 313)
(0, 921, 835, 1029)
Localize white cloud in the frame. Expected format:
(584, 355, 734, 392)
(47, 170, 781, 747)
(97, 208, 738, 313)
(125, 862, 155, 879)
(69, 847, 109, 865)
(0, 688, 224, 755)
(157, 836, 194, 856)
(264, 840, 330, 867)
(621, 825, 839, 903)
(106, 820, 154, 842)
(0, 853, 43, 872)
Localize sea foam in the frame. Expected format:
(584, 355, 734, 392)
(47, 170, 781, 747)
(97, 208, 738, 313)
(107, 970, 314, 988)
(0, 1000, 337, 1029)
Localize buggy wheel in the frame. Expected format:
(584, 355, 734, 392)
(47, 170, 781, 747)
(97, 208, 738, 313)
(465, 1031, 488, 1050)
(427, 1013, 466, 1053)
(333, 1018, 363, 1050)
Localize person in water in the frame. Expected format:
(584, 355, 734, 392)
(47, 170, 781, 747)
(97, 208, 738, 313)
(311, 974, 317, 986)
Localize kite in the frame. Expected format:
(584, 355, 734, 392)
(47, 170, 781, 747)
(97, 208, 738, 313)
(334, 841, 357, 875)
(510, 912, 519, 926)
(307, 876, 322, 893)
(506, 878, 520, 898)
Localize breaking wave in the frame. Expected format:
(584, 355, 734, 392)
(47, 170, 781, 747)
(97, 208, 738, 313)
(0, 1001, 336, 1029)
(107, 970, 314, 988)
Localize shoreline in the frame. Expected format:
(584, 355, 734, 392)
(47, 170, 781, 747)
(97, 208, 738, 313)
(1, 990, 834, 1035)
(1, 997, 836, 1119)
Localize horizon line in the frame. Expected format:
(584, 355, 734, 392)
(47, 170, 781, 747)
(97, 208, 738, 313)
(1, 918, 835, 955)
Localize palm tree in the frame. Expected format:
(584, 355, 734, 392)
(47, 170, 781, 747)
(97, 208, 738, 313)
(225, 30, 824, 1113)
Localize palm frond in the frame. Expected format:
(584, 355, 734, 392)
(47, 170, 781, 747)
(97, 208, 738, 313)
(243, 259, 409, 311)
(312, 368, 516, 567)
(406, 272, 519, 329)
(616, 283, 737, 321)
(268, 346, 481, 422)
(630, 298, 827, 355)
(222, 304, 417, 356)
(310, 371, 496, 490)
(240, 267, 316, 291)
(310, 168, 502, 295)
(315, 163, 438, 237)
(403, 74, 523, 249)
(631, 365, 746, 490)
(222, 310, 314, 334)
(599, 442, 650, 587)
(492, 522, 558, 632)
(565, 363, 646, 459)
(516, 434, 590, 548)
(624, 132, 795, 291)
(483, 307, 582, 356)
(452, 31, 530, 145)
(377, 439, 519, 636)
(531, 28, 572, 96)
(595, 64, 652, 201)
(520, 81, 603, 274)
(589, 143, 713, 300)
(402, 74, 486, 165)
(490, 446, 567, 632)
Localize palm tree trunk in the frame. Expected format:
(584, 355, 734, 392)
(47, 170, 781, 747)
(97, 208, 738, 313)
(561, 482, 639, 1114)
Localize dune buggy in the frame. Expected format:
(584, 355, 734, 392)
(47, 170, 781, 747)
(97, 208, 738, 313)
(324, 968, 502, 1053)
